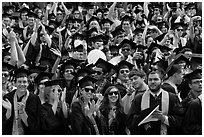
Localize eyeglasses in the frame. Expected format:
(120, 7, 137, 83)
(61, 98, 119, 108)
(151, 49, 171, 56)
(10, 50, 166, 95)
(2, 73, 9, 77)
(119, 69, 130, 74)
(94, 71, 103, 75)
(74, 12, 80, 15)
(122, 48, 130, 51)
(65, 69, 74, 74)
(84, 88, 95, 93)
(108, 91, 119, 95)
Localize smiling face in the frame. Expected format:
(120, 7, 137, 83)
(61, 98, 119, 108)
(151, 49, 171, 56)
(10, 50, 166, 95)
(108, 87, 119, 103)
(81, 85, 95, 100)
(118, 67, 130, 82)
(15, 77, 29, 93)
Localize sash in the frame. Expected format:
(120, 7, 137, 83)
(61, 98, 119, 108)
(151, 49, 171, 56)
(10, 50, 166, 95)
(12, 90, 29, 135)
(141, 89, 169, 135)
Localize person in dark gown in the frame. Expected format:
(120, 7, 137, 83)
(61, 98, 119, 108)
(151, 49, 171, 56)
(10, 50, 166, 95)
(40, 79, 70, 135)
(127, 70, 184, 135)
(2, 68, 41, 135)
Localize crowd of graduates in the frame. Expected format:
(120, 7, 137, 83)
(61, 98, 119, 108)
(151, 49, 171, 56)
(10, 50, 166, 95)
(2, 2, 202, 135)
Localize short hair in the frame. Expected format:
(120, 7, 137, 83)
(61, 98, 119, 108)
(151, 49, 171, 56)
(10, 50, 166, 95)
(147, 70, 164, 81)
(129, 69, 146, 79)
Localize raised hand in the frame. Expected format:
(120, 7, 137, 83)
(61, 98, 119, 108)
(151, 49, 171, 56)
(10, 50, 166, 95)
(2, 98, 12, 110)
(60, 88, 66, 102)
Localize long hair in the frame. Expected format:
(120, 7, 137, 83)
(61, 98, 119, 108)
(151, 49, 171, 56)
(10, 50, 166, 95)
(99, 86, 124, 117)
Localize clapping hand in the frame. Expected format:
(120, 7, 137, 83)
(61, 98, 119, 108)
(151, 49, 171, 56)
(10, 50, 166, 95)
(2, 98, 12, 111)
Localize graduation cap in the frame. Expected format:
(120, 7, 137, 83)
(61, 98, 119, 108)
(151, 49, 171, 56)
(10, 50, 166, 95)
(158, 45, 172, 53)
(166, 63, 182, 78)
(155, 33, 167, 43)
(95, 8, 103, 14)
(184, 69, 202, 81)
(60, 59, 79, 72)
(137, 104, 160, 126)
(34, 71, 54, 84)
(28, 11, 38, 18)
(94, 58, 115, 73)
(111, 27, 125, 38)
(100, 18, 114, 26)
(90, 34, 104, 43)
(117, 60, 134, 71)
(120, 15, 134, 24)
(43, 24, 55, 35)
(19, 7, 30, 13)
(118, 39, 136, 49)
(11, 68, 32, 78)
(146, 42, 160, 54)
(173, 53, 190, 65)
(173, 46, 191, 55)
(77, 75, 97, 88)
(153, 59, 168, 75)
(44, 78, 67, 88)
(12, 27, 24, 35)
(29, 65, 47, 73)
(2, 62, 14, 71)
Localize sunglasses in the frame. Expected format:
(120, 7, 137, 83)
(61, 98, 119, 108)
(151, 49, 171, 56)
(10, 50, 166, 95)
(52, 88, 62, 93)
(84, 88, 95, 93)
(65, 69, 74, 74)
(119, 69, 130, 74)
(122, 48, 130, 51)
(2, 73, 9, 77)
(94, 71, 103, 75)
(108, 91, 119, 95)
(177, 29, 183, 31)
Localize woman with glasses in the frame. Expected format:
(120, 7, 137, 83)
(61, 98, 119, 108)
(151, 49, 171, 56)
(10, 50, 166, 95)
(40, 79, 70, 135)
(71, 76, 101, 135)
(99, 85, 127, 135)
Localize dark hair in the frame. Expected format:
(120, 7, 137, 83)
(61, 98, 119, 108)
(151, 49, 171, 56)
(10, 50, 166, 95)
(99, 86, 124, 117)
(147, 70, 164, 81)
(128, 69, 146, 79)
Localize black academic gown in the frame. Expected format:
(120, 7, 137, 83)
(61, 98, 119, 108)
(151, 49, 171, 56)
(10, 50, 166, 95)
(2, 90, 41, 135)
(99, 108, 127, 135)
(126, 92, 184, 135)
(40, 102, 69, 135)
(161, 83, 176, 94)
(182, 98, 202, 135)
(70, 101, 97, 135)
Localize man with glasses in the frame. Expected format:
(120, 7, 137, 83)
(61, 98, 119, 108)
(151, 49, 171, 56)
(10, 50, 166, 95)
(115, 60, 134, 98)
(181, 69, 202, 111)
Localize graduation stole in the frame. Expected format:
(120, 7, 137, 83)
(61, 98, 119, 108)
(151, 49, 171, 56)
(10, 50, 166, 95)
(12, 90, 29, 135)
(141, 89, 169, 135)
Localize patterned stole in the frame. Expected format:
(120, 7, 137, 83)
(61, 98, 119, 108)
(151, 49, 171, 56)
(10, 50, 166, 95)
(12, 90, 29, 135)
(141, 89, 169, 135)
